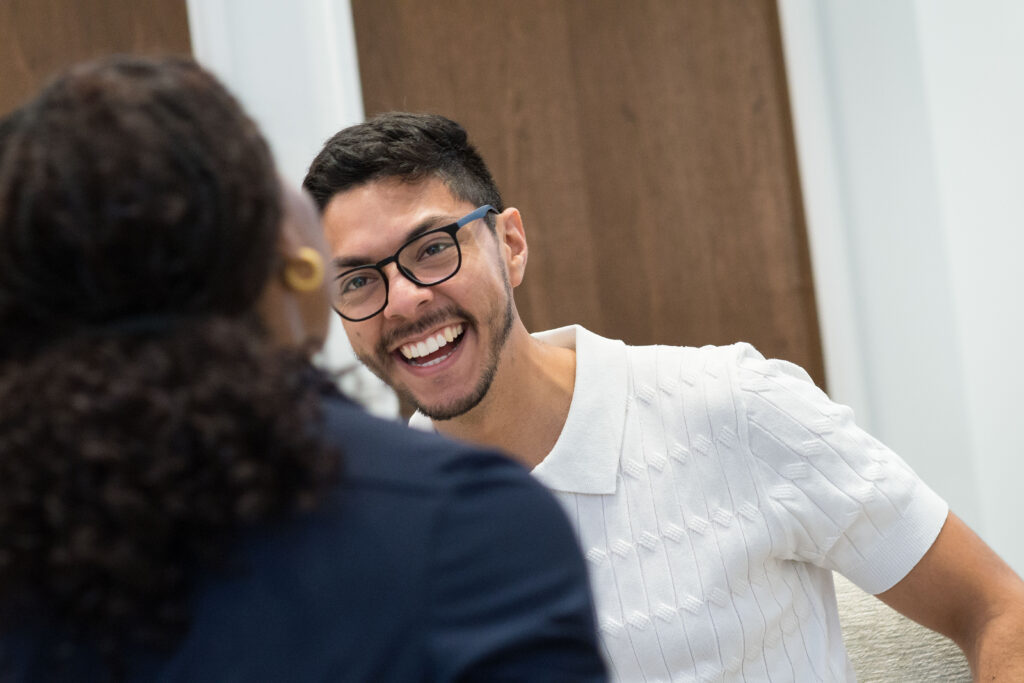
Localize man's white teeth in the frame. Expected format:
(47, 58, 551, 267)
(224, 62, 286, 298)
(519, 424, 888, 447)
(399, 324, 464, 360)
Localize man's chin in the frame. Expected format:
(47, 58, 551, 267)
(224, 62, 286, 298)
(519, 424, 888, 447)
(405, 390, 483, 422)
(401, 368, 497, 421)
(354, 353, 467, 420)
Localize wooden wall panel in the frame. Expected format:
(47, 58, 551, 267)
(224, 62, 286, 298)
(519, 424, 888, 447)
(351, 0, 825, 385)
(0, 0, 191, 116)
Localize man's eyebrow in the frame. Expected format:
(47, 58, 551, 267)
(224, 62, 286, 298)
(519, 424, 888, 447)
(331, 213, 456, 272)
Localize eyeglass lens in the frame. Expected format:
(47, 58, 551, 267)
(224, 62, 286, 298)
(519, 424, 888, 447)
(334, 229, 461, 320)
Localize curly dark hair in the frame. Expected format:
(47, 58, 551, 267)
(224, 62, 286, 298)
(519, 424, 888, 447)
(0, 56, 279, 351)
(303, 111, 503, 224)
(0, 56, 339, 673)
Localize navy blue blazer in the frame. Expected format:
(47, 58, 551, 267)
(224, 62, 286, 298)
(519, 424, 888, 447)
(3, 394, 607, 681)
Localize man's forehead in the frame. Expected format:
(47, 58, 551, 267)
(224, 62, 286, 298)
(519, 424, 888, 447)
(323, 177, 467, 251)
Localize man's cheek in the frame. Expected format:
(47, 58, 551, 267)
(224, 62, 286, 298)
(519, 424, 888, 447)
(343, 325, 370, 351)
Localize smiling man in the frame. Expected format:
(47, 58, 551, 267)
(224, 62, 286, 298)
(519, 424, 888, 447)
(321, 177, 521, 422)
(304, 112, 1024, 681)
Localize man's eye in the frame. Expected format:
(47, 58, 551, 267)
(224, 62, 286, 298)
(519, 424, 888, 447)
(341, 272, 378, 294)
(418, 238, 454, 260)
(343, 277, 366, 292)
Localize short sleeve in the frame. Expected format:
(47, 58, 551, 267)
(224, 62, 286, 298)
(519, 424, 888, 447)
(425, 453, 607, 682)
(732, 343, 948, 594)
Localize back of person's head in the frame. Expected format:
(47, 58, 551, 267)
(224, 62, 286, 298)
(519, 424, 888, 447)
(0, 57, 278, 349)
(0, 56, 337, 675)
(303, 111, 504, 218)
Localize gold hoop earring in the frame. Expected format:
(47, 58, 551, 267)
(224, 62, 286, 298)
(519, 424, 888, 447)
(282, 246, 325, 293)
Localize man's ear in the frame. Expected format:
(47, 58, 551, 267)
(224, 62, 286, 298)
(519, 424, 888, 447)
(498, 207, 528, 287)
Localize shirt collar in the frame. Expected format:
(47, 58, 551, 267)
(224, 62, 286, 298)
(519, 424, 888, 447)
(410, 324, 628, 495)
(530, 325, 627, 495)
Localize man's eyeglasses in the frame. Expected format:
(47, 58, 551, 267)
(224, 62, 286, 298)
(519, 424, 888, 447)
(332, 205, 498, 322)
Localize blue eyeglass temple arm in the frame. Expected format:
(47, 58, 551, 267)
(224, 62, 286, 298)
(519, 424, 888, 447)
(458, 204, 498, 226)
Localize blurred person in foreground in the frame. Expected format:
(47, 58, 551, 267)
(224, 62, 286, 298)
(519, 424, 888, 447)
(0, 57, 606, 682)
(305, 112, 1024, 681)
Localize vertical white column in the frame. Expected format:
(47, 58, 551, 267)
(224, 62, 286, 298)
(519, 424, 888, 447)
(915, 0, 1024, 571)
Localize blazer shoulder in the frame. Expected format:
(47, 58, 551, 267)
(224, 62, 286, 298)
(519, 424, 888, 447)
(320, 396, 532, 497)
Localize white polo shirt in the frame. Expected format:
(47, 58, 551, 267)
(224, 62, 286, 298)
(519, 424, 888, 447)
(413, 325, 948, 682)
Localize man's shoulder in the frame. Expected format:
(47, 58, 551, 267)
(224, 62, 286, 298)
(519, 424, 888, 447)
(624, 338, 758, 357)
(621, 339, 760, 385)
(541, 324, 760, 384)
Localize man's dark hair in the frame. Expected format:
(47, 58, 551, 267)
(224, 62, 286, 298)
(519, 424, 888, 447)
(0, 56, 338, 676)
(303, 112, 504, 222)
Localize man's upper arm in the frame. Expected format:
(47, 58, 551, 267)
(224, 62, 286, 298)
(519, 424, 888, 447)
(425, 454, 607, 682)
(876, 511, 1024, 678)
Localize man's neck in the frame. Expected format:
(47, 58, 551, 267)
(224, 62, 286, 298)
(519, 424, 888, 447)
(436, 324, 576, 469)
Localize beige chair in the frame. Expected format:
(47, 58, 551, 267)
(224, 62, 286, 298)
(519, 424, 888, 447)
(834, 572, 970, 682)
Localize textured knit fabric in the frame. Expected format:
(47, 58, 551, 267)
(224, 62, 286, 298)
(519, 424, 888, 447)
(4, 393, 607, 682)
(413, 326, 949, 682)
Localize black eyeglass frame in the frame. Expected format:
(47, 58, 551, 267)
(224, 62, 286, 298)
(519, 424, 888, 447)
(333, 204, 498, 322)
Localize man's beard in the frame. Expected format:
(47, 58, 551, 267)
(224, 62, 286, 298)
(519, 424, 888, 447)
(355, 279, 515, 421)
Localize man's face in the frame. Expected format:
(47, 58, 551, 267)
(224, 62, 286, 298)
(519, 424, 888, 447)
(322, 177, 518, 420)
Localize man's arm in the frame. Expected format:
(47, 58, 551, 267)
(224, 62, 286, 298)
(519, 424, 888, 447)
(877, 511, 1024, 680)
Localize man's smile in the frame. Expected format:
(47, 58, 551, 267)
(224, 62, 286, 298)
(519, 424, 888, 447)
(397, 323, 465, 367)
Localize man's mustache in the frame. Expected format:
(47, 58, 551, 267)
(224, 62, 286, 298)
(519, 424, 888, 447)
(378, 306, 474, 353)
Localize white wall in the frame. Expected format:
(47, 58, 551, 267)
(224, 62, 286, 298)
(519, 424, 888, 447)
(186, 0, 398, 417)
(915, 0, 1024, 572)
(780, 0, 1024, 572)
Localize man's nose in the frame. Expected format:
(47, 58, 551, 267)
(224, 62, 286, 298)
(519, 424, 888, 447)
(382, 263, 433, 320)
